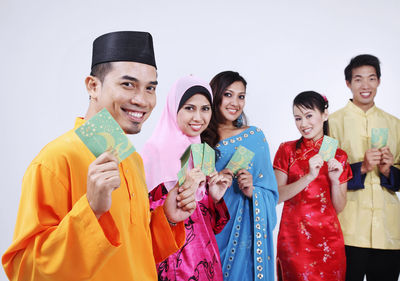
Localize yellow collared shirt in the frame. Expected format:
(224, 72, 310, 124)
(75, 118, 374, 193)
(329, 101, 400, 250)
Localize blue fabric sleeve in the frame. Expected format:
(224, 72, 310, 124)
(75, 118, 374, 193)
(380, 166, 400, 192)
(347, 162, 366, 190)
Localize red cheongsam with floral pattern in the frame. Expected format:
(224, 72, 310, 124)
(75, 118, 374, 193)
(273, 137, 352, 281)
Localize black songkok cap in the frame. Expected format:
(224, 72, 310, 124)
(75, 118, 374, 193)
(91, 31, 157, 69)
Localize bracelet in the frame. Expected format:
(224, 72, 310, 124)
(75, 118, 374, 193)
(166, 217, 177, 227)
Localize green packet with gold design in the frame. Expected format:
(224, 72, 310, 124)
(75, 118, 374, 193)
(225, 145, 255, 175)
(178, 143, 215, 186)
(318, 135, 338, 161)
(371, 128, 388, 149)
(75, 108, 136, 163)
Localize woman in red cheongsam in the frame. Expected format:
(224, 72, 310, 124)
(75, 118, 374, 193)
(273, 91, 352, 281)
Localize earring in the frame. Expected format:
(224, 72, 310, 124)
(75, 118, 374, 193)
(235, 114, 244, 128)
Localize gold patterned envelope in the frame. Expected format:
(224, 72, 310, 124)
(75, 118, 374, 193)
(225, 145, 255, 174)
(202, 143, 216, 176)
(318, 136, 338, 161)
(75, 108, 135, 163)
(371, 128, 388, 149)
(178, 143, 216, 186)
(191, 143, 204, 169)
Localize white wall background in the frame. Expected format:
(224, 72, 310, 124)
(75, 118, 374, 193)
(1, 1, 399, 280)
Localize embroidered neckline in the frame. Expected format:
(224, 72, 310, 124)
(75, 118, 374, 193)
(217, 126, 258, 147)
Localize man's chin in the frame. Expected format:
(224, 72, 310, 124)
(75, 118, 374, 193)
(124, 124, 142, 135)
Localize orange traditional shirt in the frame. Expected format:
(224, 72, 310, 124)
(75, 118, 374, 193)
(2, 118, 185, 281)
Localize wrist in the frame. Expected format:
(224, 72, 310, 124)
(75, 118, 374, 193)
(163, 202, 178, 226)
(330, 179, 340, 186)
(380, 167, 390, 178)
(305, 173, 315, 183)
(166, 218, 177, 227)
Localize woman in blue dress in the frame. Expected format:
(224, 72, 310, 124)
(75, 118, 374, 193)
(201, 71, 279, 281)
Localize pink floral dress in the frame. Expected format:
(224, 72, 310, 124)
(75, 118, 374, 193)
(149, 184, 230, 281)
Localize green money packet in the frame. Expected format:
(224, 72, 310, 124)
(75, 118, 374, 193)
(202, 143, 216, 176)
(318, 136, 338, 161)
(371, 128, 388, 149)
(75, 108, 136, 163)
(225, 145, 255, 175)
(177, 143, 216, 186)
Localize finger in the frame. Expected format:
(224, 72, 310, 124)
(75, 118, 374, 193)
(178, 184, 197, 200)
(221, 168, 234, 178)
(94, 161, 120, 174)
(237, 169, 249, 176)
(208, 175, 220, 185)
(95, 151, 119, 165)
(180, 201, 197, 212)
(177, 194, 196, 207)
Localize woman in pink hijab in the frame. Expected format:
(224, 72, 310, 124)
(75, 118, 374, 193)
(141, 75, 232, 281)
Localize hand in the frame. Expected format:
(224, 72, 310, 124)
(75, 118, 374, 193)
(208, 169, 233, 203)
(237, 169, 254, 198)
(378, 146, 393, 178)
(86, 150, 121, 219)
(163, 168, 205, 224)
(327, 158, 343, 185)
(164, 186, 196, 224)
(307, 154, 324, 181)
(361, 148, 382, 174)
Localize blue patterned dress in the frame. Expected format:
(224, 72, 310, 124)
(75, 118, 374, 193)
(215, 126, 279, 281)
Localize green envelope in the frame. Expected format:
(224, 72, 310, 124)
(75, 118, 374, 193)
(371, 128, 388, 149)
(177, 161, 189, 186)
(225, 145, 255, 175)
(318, 135, 338, 161)
(75, 108, 136, 163)
(177, 143, 216, 186)
(191, 143, 204, 169)
(202, 143, 216, 176)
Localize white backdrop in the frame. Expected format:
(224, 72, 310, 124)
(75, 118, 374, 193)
(1, 1, 400, 280)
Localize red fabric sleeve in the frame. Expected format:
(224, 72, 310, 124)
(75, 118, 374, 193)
(336, 149, 353, 184)
(273, 143, 290, 174)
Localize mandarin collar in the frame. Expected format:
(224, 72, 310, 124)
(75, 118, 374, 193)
(303, 136, 324, 149)
(346, 99, 377, 116)
(74, 117, 86, 128)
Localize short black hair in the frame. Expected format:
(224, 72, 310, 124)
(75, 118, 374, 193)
(90, 62, 113, 82)
(344, 54, 381, 82)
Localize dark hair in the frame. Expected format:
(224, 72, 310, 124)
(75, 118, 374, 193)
(293, 91, 329, 149)
(201, 71, 248, 147)
(90, 62, 114, 83)
(344, 54, 381, 83)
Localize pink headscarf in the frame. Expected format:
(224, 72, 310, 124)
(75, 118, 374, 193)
(141, 75, 213, 192)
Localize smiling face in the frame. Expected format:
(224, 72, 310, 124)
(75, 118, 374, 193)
(177, 94, 212, 137)
(218, 81, 246, 124)
(346, 65, 380, 112)
(293, 105, 327, 141)
(86, 61, 157, 134)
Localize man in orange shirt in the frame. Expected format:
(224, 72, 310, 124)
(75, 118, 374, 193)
(2, 31, 202, 281)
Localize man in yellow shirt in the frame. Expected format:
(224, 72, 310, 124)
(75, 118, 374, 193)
(329, 54, 400, 281)
(2, 31, 202, 281)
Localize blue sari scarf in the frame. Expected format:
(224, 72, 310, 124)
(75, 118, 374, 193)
(215, 126, 278, 281)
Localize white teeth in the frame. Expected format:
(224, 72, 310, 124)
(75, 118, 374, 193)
(127, 111, 144, 118)
(191, 125, 202, 130)
(303, 128, 311, 133)
(227, 109, 237, 113)
(360, 92, 370, 97)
